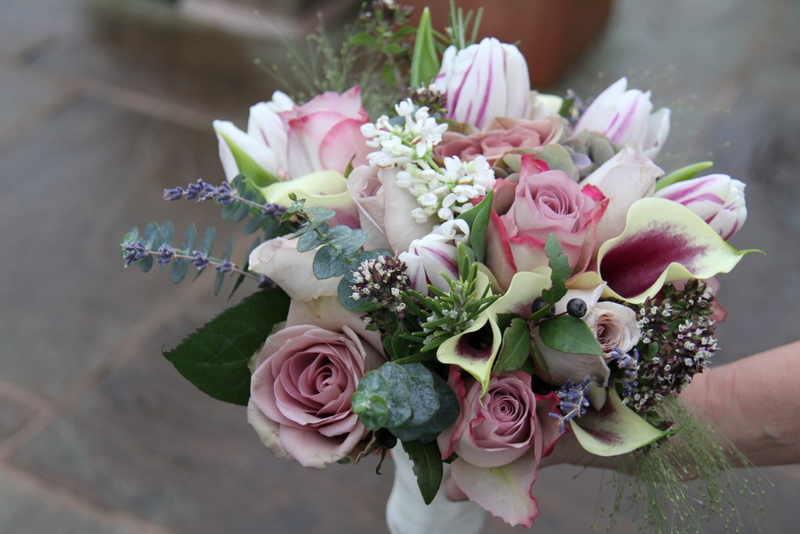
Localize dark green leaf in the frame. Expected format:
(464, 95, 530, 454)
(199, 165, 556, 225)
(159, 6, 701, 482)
(457, 189, 493, 264)
(352, 371, 391, 429)
(407, 373, 460, 443)
(163, 288, 290, 405)
(232, 198, 252, 221)
(121, 226, 139, 248)
(493, 318, 532, 374)
(221, 200, 238, 220)
(539, 315, 603, 356)
(172, 258, 190, 284)
(401, 440, 443, 505)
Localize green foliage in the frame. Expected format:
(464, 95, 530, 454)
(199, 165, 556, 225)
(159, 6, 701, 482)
(284, 194, 367, 280)
(163, 288, 291, 405)
(655, 161, 714, 192)
(539, 315, 603, 356)
(402, 439, 445, 505)
(400, 262, 498, 354)
(410, 8, 440, 88)
(456, 189, 493, 264)
(120, 221, 264, 296)
(493, 318, 532, 374)
(541, 234, 571, 304)
(352, 362, 459, 443)
(443, 0, 484, 50)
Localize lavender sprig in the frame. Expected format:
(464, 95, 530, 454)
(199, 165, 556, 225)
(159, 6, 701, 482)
(549, 375, 595, 434)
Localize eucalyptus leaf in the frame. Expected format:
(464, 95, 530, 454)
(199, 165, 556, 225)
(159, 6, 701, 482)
(378, 363, 414, 429)
(297, 230, 326, 253)
(313, 246, 347, 279)
(352, 371, 392, 430)
(408, 373, 460, 443)
(143, 222, 161, 248)
(539, 315, 603, 356)
(163, 288, 290, 405)
(160, 221, 174, 247)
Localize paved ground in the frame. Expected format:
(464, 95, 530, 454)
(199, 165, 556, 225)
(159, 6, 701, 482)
(1, 0, 799, 532)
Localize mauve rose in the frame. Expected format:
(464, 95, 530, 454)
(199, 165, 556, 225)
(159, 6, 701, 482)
(434, 117, 561, 165)
(248, 324, 383, 468)
(591, 302, 640, 355)
(437, 370, 561, 527)
(485, 155, 607, 289)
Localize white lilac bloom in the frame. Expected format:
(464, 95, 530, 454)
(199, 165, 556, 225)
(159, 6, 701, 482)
(398, 156, 496, 223)
(360, 100, 448, 168)
(574, 77, 670, 160)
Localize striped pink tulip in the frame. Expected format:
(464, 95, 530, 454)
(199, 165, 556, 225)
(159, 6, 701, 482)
(655, 174, 747, 240)
(433, 38, 530, 130)
(574, 77, 670, 159)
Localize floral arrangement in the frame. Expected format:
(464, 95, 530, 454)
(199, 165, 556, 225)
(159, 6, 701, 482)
(121, 2, 757, 530)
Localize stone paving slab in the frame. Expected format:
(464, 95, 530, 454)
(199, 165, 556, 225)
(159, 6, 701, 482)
(1, 0, 800, 533)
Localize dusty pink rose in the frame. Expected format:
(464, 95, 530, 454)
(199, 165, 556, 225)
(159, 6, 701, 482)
(346, 165, 435, 253)
(486, 155, 607, 289)
(248, 324, 383, 468)
(437, 370, 560, 527)
(434, 117, 559, 165)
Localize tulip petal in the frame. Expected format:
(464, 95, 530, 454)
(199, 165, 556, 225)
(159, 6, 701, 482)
(449, 444, 540, 527)
(437, 314, 501, 396)
(569, 388, 666, 457)
(597, 198, 756, 303)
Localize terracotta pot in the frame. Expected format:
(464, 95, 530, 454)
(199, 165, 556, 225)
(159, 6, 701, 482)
(403, 0, 613, 88)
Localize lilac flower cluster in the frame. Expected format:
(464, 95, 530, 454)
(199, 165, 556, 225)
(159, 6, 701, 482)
(625, 280, 718, 412)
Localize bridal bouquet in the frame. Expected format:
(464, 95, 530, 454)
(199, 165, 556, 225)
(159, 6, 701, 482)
(121, 2, 756, 529)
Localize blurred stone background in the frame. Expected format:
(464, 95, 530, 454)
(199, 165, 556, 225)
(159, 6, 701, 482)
(1, 0, 798, 532)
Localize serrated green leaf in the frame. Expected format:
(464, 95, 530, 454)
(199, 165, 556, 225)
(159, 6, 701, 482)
(541, 234, 570, 304)
(493, 318, 532, 374)
(655, 161, 714, 192)
(163, 288, 290, 405)
(539, 315, 603, 356)
(401, 440, 443, 505)
(410, 8, 440, 88)
(313, 246, 347, 279)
